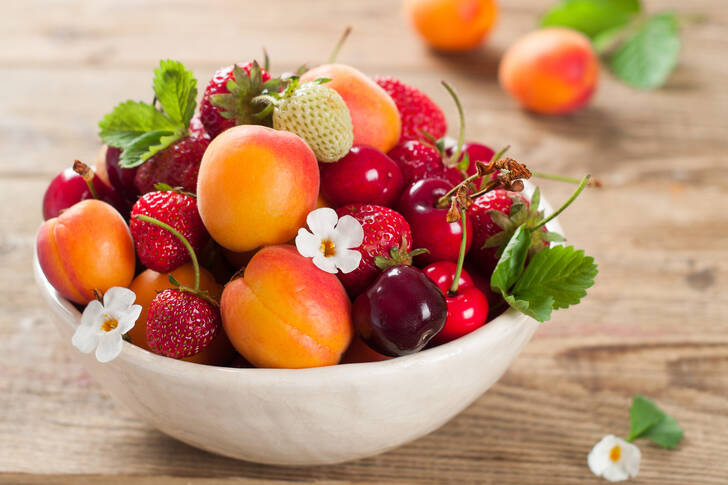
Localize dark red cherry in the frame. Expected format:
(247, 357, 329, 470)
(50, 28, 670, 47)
(446, 142, 495, 177)
(105, 146, 139, 203)
(352, 265, 447, 356)
(423, 262, 489, 344)
(42, 167, 127, 220)
(396, 178, 473, 265)
(320, 145, 404, 207)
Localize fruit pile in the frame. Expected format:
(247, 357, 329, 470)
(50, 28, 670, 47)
(37, 49, 597, 368)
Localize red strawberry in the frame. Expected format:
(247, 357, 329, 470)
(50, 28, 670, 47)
(467, 189, 551, 274)
(199, 61, 273, 139)
(146, 289, 221, 358)
(388, 140, 463, 187)
(373, 76, 447, 143)
(335, 204, 415, 297)
(130, 190, 209, 272)
(134, 133, 210, 195)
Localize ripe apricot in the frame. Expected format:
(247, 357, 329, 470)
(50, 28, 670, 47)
(499, 27, 599, 115)
(404, 0, 499, 51)
(37, 199, 135, 305)
(221, 245, 353, 369)
(301, 64, 401, 153)
(196, 125, 319, 252)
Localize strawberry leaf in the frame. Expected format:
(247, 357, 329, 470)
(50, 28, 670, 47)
(118, 129, 180, 168)
(490, 225, 530, 293)
(153, 59, 198, 126)
(540, 0, 641, 38)
(628, 395, 684, 449)
(98, 100, 178, 148)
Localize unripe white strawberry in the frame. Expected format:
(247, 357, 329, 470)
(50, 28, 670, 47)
(265, 81, 354, 163)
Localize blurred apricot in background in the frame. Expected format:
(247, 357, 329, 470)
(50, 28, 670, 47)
(404, 0, 498, 51)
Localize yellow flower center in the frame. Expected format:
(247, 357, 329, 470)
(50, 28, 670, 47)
(320, 239, 336, 257)
(101, 317, 119, 332)
(609, 445, 621, 462)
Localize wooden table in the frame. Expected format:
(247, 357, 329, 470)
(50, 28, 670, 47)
(2, 0, 727, 483)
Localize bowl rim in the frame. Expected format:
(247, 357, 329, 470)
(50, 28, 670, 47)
(35, 182, 561, 380)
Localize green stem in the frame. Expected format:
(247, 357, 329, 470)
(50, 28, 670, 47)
(328, 26, 352, 64)
(531, 175, 590, 231)
(133, 214, 200, 292)
(449, 207, 468, 295)
(436, 172, 480, 208)
(262, 47, 270, 72)
(441, 81, 465, 168)
(532, 172, 584, 185)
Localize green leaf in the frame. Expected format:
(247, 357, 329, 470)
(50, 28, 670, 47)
(490, 226, 531, 294)
(628, 395, 684, 448)
(118, 129, 178, 168)
(153, 59, 198, 126)
(512, 245, 598, 310)
(541, 0, 641, 38)
(609, 12, 681, 89)
(504, 293, 555, 322)
(98, 100, 178, 148)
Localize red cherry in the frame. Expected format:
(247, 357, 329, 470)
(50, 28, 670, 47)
(42, 167, 127, 220)
(319, 145, 404, 208)
(105, 146, 139, 203)
(396, 178, 473, 264)
(423, 262, 489, 344)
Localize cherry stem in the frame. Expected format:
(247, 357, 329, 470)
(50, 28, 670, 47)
(133, 214, 200, 292)
(531, 175, 591, 231)
(437, 172, 480, 208)
(328, 26, 352, 64)
(441, 81, 466, 169)
(532, 171, 603, 188)
(449, 207, 468, 295)
(72, 160, 99, 199)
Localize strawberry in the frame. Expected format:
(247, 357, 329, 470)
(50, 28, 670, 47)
(146, 287, 221, 358)
(255, 79, 353, 162)
(467, 189, 555, 274)
(130, 190, 209, 272)
(373, 76, 447, 143)
(388, 140, 463, 187)
(335, 204, 419, 297)
(134, 133, 210, 195)
(199, 61, 275, 139)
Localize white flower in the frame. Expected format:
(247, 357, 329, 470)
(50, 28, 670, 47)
(72, 287, 141, 363)
(295, 207, 363, 274)
(588, 434, 641, 482)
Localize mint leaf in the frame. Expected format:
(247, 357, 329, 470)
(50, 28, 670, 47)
(491, 226, 530, 293)
(98, 100, 179, 148)
(511, 245, 598, 310)
(628, 395, 684, 448)
(541, 0, 641, 38)
(609, 12, 681, 89)
(153, 59, 198, 126)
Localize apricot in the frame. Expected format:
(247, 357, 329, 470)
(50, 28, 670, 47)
(301, 64, 401, 153)
(221, 245, 353, 369)
(404, 0, 498, 51)
(37, 199, 135, 305)
(499, 27, 599, 115)
(196, 125, 319, 252)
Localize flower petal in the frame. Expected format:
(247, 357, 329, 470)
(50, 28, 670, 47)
(103, 286, 137, 314)
(295, 228, 323, 258)
(334, 248, 362, 274)
(334, 215, 364, 249)
(80, 300, 104, 328)
(619, 441, 641, 478)
(307, 207, 338, 237)
(72, 323, 99, 354)
(95, 333, 123, 363)
(312, 254, 338, 274)
(118, 304, 142, 334)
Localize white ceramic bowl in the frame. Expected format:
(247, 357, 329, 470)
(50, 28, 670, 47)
(34, 185, 559, 466)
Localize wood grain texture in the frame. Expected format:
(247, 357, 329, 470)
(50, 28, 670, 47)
(1, 0, 727, 483)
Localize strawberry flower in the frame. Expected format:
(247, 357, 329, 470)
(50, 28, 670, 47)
(295, 207, 363, 274)
(588, 435, 641, 482)
(72, 287, 141, 363)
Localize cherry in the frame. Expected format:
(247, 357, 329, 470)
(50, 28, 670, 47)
(446, 142, 495, 177)
(105, 146, 139, 203)
(352, 265, 447, 356)
(396, 178, 472, 265)
(42, 165, 127, 220)
(423, 262, 489, 344)
(319, 145, 404, 207)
